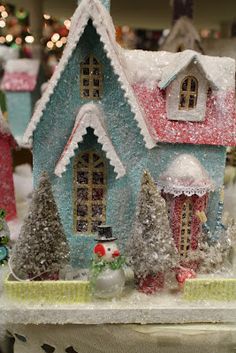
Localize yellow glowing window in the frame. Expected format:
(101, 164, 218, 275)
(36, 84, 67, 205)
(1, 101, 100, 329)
(74, 151, 106, 234)
(179, 201, 193, 257)
(80, 55, 103, 99)
(179, 76, 198, 110)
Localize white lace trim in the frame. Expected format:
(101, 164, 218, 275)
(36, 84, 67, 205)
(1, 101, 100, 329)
(157, 182, 215, 197)
(54, 103, 126, 179)
(23, 0, 155, 149)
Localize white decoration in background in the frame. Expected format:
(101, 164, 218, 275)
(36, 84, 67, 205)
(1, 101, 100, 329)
(54, 103, 126, 179)
(158, 153, 215, 196)
(23, 0, 156, 149)
(0, 46, 19, 64)
(4, 59, 40, 75)
(159, 16, 201, 53)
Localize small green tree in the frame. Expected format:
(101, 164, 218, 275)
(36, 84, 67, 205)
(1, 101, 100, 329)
(11, 172, 70, 280)
(126, 171, 178, 292)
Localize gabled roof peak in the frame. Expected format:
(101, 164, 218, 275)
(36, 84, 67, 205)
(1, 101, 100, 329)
(24, 0, 155, 149)
(55, 103, 126, 179)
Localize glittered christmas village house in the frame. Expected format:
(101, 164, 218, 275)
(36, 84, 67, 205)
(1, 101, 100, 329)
(23, 0, 236, 268)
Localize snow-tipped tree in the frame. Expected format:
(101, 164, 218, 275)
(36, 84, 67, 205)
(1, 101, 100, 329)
(11, 172, 70, 280)
(126, 171, 178, 293)
(188, 220, 236, 274)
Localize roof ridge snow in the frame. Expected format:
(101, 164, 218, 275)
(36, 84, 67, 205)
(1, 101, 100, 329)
(23, 0, 156, 149)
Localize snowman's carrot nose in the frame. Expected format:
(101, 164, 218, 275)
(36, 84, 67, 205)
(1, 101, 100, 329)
(112, 250, 120, 258)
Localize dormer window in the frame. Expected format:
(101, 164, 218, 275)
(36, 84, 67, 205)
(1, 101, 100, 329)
(80, 55, 103, 99)
(179, 76, 198, 110)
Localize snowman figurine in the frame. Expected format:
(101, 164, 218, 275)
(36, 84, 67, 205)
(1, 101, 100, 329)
(90, 225, 125, 299)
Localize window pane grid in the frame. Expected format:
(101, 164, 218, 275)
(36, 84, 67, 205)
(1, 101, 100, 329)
(179, 201, 193, 258)
(74, 151, 106, 234)
(80, 55, 103, 99)
(179, 76, 198, 110)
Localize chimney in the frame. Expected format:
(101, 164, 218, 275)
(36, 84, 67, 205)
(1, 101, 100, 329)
(172, 0, 194, 24)
(77, 0, 110, 11)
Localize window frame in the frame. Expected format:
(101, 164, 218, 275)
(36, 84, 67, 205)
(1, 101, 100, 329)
(80, 55, 103, 100)
(73, 151, 106, 234)
(179, 76, 198, 111)
(179, 200, 193, 258)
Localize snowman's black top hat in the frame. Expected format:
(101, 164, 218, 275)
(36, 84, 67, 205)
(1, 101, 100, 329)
(95, 225, 117, 242)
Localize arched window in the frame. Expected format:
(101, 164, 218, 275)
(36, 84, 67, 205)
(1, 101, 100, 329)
(179, 76, 198, 110)
(74, 151, 106, 234)
(179, 201, 193, 257)
(80, 55, 103, 99)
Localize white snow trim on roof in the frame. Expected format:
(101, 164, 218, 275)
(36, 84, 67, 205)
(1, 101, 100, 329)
(159, 50, 235, 90)
(5, 59, 40, 75)
(123, 49, 235, 91)
(54, 103, 126, 179)
(157, 154, 215, 197)
(23, 0, 155, 149)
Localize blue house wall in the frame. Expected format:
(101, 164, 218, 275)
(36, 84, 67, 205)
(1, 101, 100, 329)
(33, 22, 226, 268)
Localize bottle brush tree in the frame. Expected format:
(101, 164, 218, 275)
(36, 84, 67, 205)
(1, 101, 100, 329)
(126, 170, 178, 294)
(11, 172, 70, 280)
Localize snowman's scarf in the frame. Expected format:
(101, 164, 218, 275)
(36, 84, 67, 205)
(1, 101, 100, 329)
(91, 256, 125, 279)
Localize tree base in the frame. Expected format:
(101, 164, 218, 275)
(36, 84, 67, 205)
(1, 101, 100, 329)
(136, 273, 165, 294)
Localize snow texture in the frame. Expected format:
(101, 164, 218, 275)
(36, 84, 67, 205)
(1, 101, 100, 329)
(158, 154, 215, 196)
(123, 49, 235, 91)
(55, 103, 126, 179)
(23, 0, 155, 149)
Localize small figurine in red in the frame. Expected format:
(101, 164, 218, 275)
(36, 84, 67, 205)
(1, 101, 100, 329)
(0, 112, 17, 221)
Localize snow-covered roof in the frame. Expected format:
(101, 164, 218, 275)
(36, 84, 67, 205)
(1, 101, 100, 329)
(123, 49, 235, 91)
(158, 154, 215, 197)
(23, 0, 155, 149)
(2, 59, 40, 91)
(55, 103, 126, 179)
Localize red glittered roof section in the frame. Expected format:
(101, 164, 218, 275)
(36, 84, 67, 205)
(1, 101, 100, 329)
(134, 84, 236, 146)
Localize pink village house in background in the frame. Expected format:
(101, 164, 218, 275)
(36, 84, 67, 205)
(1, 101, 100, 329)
(0, 112, 17, 221)
(2, 59, 42, 142)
